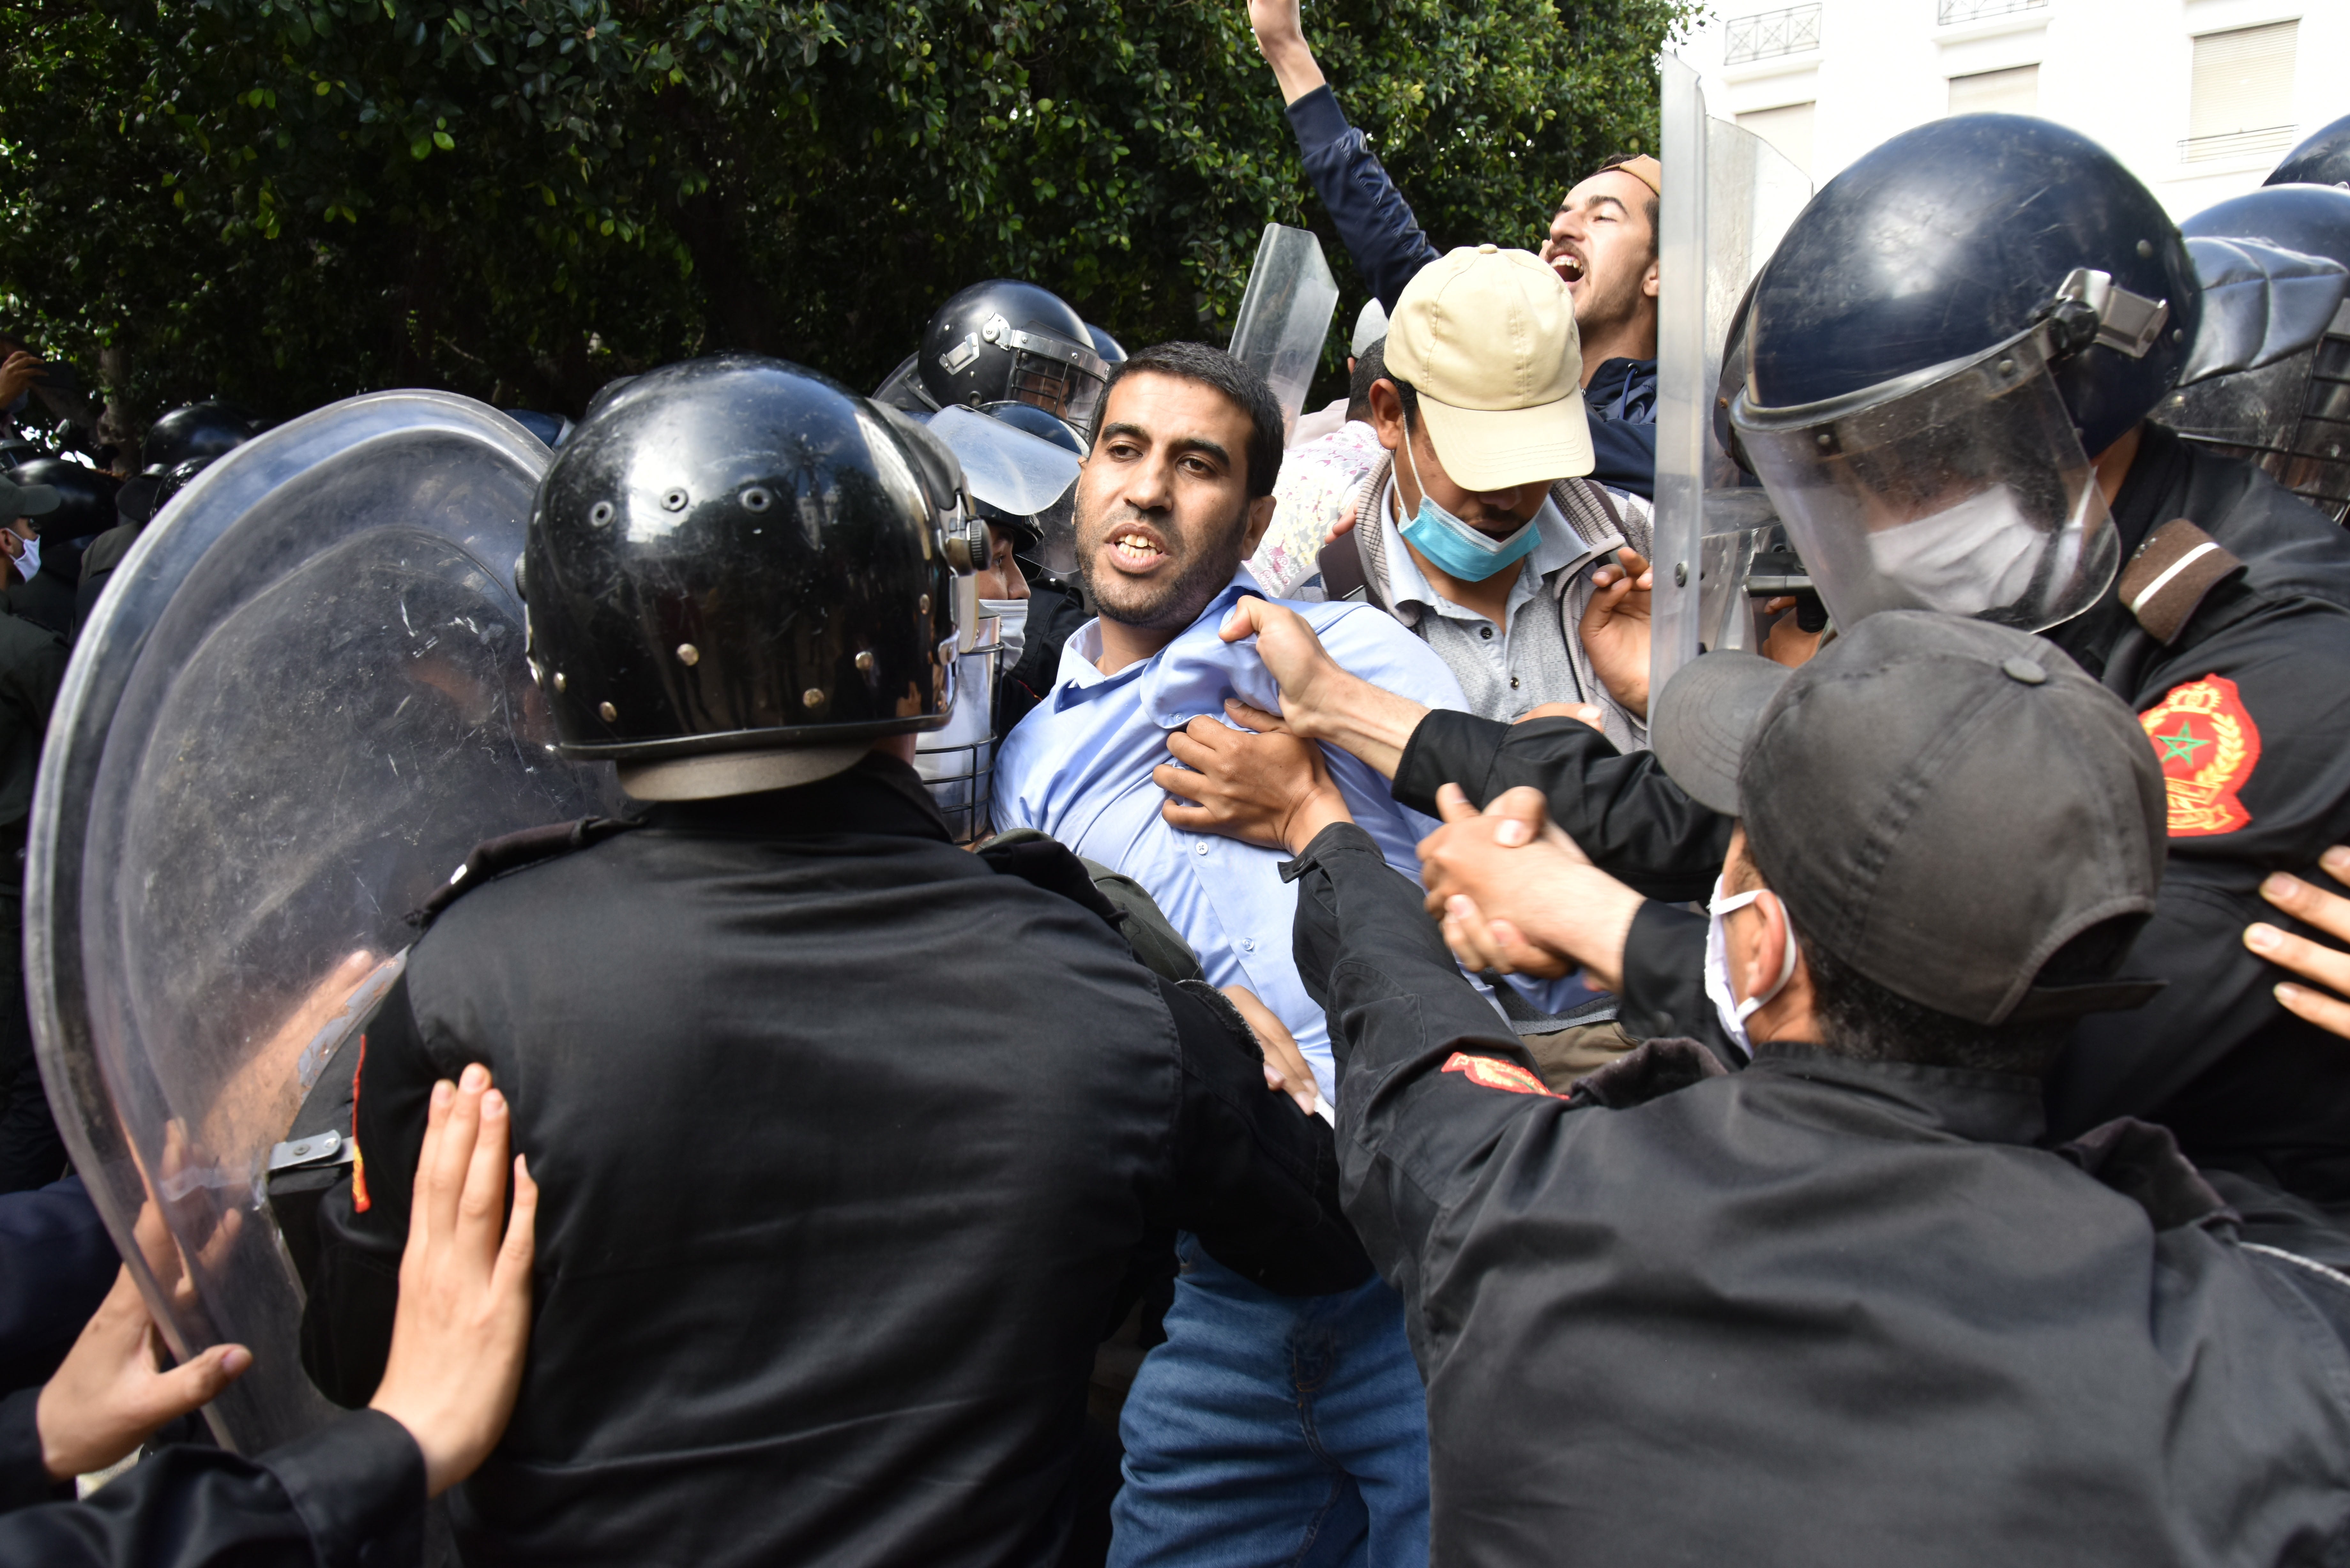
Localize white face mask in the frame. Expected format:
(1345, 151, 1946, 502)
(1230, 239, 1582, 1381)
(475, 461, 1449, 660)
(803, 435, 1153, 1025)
(10, 535, 39, 583)
(980, 597, 1027, 662)
(1864, 485, 2045, 617)
(1702, 874, 1799, 1059)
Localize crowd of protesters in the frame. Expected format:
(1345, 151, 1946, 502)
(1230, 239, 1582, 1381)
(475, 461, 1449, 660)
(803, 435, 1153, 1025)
(4, 4, 2350, 1562)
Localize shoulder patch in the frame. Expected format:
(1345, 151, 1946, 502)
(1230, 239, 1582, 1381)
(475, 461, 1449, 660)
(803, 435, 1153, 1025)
(1441, 1051, 1564, 1098)
(2139, 673, 2263, 837)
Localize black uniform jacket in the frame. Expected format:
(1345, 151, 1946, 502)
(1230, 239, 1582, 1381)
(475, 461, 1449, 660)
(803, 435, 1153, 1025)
(0, 1392, 423, 1567)
(302, 754, 1366, 1568)
(1400, 427, 2350, 1204)
(1285, 822, 2350, 1567)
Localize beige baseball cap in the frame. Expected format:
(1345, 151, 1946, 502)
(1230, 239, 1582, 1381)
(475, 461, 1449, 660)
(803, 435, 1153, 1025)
(1384, 244, 1593, 492)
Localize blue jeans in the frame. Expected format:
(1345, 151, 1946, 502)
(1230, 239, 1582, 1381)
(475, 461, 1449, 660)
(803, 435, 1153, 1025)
(1109, 1240, 1430, 1568)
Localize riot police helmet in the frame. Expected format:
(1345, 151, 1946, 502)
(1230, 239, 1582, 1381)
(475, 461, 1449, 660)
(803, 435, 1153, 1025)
(151, 456, 217, 516)
(1087, 323, 1128, 368)
(2168, 182, 2350, 521)
(2270, 114, 2350, 190)
(523, 354, 984, 801)
(7, 456, 118, 539)
(1729, 115, 2199, 633)
(140, 403, 258, 477)
(917, 279, 1110, 434)
(2183, 181, 2350, 262)
(972, 399, 1084, 561)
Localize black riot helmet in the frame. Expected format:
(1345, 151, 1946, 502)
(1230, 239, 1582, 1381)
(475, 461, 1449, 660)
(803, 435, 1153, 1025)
(1086, 323, 1128, 368)
(151, 456, 216, 516)
(2271, 115, 2350, 190)
(521, 355, 986, 800)
(975, 399, 1084, 564)
(2169, 183, 2350, 521)
(1730, 116, 2199, 634)
(140, 403, 258, 477)
(7, 457, 118, 539)
(918, 279, 1110, 434)
(1745, 116, 2197, 459)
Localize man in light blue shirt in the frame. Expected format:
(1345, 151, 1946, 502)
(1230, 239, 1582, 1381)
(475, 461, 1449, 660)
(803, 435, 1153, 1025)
(997, 575, 1463, 1101)
(993, 341, 1437, 1568)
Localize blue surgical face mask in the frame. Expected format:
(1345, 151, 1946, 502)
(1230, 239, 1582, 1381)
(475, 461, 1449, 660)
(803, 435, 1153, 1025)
(1395, 415, 1539, 583)
(10, 536, 38, 583)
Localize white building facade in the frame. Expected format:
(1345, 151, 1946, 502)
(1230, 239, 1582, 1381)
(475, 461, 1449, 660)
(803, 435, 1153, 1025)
(1672, 0, 2350, 221)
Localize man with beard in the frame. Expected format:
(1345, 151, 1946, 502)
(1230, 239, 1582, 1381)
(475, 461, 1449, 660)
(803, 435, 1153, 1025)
(1244, 0, 1661, 501)
(992, 341, 1462, 1567)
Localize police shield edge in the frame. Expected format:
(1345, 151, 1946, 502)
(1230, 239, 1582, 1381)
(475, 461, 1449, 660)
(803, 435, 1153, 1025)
(26, 392, 624, 1453)
(1228, 223, 1343, 441)
(1649, 55, 1813, 691)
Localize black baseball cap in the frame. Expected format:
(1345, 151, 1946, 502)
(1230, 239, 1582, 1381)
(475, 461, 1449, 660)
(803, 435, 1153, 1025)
(1652, 611, 2167, 1025)
(0, 474, 60, 523)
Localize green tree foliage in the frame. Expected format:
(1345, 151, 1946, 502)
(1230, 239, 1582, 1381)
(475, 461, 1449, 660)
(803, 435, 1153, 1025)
(0, 0, 1688, 423)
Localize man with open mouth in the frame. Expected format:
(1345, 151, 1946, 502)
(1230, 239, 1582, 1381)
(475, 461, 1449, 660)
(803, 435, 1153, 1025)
(993, 340, 1527, 1568)
(1245, 0, 1662, 502)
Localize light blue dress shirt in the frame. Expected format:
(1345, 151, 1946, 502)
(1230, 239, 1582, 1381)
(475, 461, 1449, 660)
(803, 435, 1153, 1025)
(995, 571, 1476, 1100)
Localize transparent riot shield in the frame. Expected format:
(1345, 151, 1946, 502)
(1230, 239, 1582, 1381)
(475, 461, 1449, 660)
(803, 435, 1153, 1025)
(28, 391, 625, 1455)
(1650, 56, 1813, 685)
(1229, 224, 1342, 441)
(922, 405, 1083, 518)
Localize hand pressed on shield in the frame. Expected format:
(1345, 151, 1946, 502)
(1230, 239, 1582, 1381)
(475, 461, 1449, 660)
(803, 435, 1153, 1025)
(1217, 597, 1427, 780)
(1157, 700, 1353, 855)
(35, 1267, 253, 1482)
(1580, 547, 1654, 718)
(2246, 847, 2350, 1040)
(367, 1063, 539, 1498)
(1416, 785, 1645, 992)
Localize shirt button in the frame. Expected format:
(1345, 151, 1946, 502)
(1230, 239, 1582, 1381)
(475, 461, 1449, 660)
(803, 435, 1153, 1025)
(1480, 625, 1494, 640)
(1242, 938, 1258, 953)
(1510, 676, 1520, 689)
(1195, 841, 1209, 855)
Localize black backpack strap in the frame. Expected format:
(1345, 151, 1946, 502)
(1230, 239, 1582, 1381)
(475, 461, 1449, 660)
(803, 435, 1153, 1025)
(978, 828, 1206, 983)
(1315, 525, 1372, 603)
(409, 816, 644, 928)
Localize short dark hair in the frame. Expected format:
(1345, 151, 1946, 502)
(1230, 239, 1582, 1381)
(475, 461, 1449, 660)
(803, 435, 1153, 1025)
(1746, 833, 2132, 1077)
(1098, 341, 1284, 500)
(1583, 151, 1661, 264)
(1347, 337, 1386, 424)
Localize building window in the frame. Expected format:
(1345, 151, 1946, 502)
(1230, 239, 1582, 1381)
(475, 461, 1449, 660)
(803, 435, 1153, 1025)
(1947, 64, 2040, 117)
(1724, 3, 1822, 66)
(1737, 102, 1817, 178)
(2182, 20, 2300, 163)
(1937, 0, 2049, 24)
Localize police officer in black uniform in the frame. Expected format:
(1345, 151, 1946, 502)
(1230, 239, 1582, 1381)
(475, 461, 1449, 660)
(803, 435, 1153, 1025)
(299, 355, 1366, 1568)
(1222, 117, 2350, 1233)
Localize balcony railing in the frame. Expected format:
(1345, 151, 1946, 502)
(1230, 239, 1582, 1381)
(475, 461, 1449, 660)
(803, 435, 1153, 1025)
(2179, 125, 2299, 163)
(1938, 0, 2049, 24)
(1724, 3, 1822, 65)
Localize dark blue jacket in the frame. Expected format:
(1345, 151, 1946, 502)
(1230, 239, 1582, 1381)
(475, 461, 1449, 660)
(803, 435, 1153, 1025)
(1284, 86, 1658, 500)
(0, 1178, 116, 1395)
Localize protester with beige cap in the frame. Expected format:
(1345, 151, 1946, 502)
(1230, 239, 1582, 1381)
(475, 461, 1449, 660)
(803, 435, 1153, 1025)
(1247, 0, 1664, 500)
(1316, 243, 1656, 749)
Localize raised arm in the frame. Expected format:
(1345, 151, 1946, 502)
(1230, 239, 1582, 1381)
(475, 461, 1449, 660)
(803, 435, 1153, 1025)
(1247, 0, 1442, 311)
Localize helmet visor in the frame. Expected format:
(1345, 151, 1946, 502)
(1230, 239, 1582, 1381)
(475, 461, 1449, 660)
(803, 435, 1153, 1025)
(1731, 325, 2120, 632)
(1008, 350, 1107, 433)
